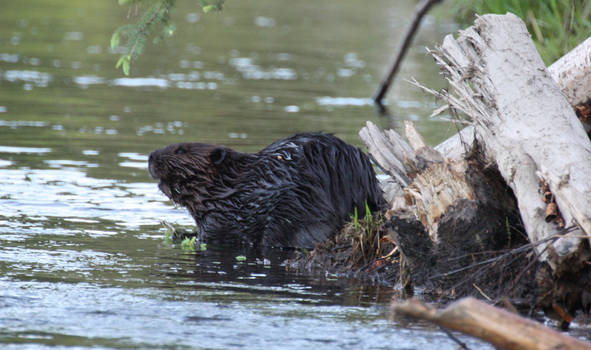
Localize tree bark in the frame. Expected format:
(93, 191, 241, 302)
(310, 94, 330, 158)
(421, 13, 591, 270)
(433, 33, 591, 161)
(548, 36, 591, 110)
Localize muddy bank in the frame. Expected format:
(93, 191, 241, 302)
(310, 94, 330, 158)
(290, 146, 539, 307)
(290, 131, 590, 330)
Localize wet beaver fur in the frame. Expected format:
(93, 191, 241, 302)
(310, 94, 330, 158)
(148, 133, 385, 248)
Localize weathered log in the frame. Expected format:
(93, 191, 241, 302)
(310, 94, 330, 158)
(432, 33, 591, 161)
(549, 36, 591, 111)
(418, 14, 591, 272)
(392, 297, 591, 350)
(359, 13, 591, 318)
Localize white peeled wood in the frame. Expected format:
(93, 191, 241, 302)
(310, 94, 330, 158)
(548, 36, 591, 109)
(430, 13, 591, 267)
(434, 33, 591, 159)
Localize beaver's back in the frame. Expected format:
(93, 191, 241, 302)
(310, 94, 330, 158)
(149, 133, 385, 248)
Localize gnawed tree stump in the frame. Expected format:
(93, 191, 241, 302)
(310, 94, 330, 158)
(360, 121, 529, 301)
(359, 13, 591, 321)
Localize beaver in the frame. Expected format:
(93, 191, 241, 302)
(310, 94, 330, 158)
(148, 133, 385, 248)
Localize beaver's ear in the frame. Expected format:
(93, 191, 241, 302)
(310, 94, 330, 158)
(209, 147, 227, 165)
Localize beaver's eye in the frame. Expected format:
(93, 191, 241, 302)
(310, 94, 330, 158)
(175, 147, 186, 155)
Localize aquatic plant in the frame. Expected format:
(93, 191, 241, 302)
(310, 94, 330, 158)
(163, 220, 174, 244)
(161, 221, 206, 251)
(452, 0, 591, 64)
(181, 236, 197, 251)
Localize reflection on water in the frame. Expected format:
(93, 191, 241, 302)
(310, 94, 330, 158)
(0, 0, 493, 349)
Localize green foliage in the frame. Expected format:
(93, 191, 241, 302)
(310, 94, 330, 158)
(179, 237, 207, 252)
(162, 220, 175, 244)
(352, 207, 361, 231)
(348, 202, 384, 264)
(161, 221, 206, 251)
(201, 0, 225, 13)
(181, 236, 197, 251)
(116, 55, 131, 76)
(235, 255, 247, 262)
(452, 0, 591, 64)
(111, 0, 225, 75)
(364, 202, 374, 237)
(351, 202, 376, 239)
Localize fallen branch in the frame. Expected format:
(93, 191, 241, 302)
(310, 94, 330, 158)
(392, 298, 591, 350)
(372, 0, 443, 106)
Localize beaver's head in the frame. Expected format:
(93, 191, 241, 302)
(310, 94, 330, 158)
(148, 142, 231, 204)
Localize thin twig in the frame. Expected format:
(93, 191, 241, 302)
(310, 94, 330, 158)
(438, 326, 471, 350)
(430, 231, 573, 280)
(373, 0, 444, 106)
(473, 283, 492, 301)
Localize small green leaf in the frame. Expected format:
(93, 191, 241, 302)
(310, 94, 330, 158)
(118, 0, 132, 5)
(110, 32, 120, 50)
(122, 58, 130, 76)
(202, 5, 215, 13)
(166, 23, 176, 37)
(235, 255, 247, 262)
(181, 236, 197, 251)
(199, 243, 207, 251)
(116, 55, 131, 76)
(115, 55, 127, 69)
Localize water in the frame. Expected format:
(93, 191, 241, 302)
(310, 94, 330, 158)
(0, 1, 492, 349)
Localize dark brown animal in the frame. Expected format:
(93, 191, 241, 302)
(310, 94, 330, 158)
(148, 133, 385, 248)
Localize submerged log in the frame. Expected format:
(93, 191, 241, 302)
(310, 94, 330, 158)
(392, 298, 591, 350)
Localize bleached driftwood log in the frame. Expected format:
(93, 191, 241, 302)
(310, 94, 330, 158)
(359, 13, 591, 315)
(432, 33, 591, 161)
(549, 36, 591, 111)
(392, 298, 591, 350)
(418, 13, 591, 271)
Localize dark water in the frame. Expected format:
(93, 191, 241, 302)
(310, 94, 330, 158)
(0, 1, 492, 349)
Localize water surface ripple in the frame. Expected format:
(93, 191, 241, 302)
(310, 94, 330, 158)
(0, 1, 493, 349)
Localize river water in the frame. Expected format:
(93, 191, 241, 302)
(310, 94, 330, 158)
(0, 1, 492, 349)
